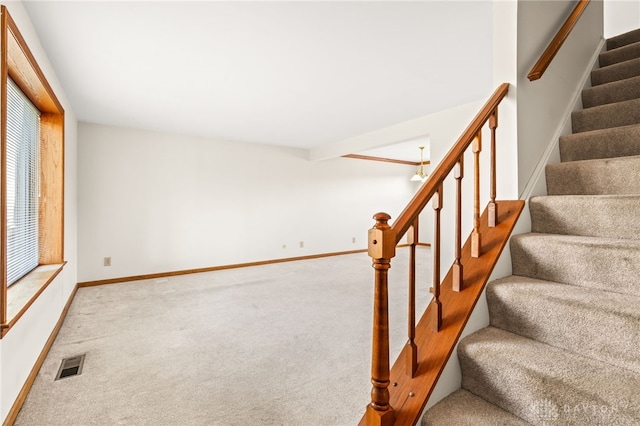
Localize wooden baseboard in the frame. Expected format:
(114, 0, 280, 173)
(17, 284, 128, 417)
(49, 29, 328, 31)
(78, 249, 369, 287)
(78, 244, 429, 288)
(3, 284, 79, 426)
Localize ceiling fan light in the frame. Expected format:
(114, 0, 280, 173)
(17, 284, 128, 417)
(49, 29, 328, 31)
(411, 172, 423, 181)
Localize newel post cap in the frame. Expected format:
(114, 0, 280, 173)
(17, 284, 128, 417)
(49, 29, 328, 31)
(368, 213, 396, 259)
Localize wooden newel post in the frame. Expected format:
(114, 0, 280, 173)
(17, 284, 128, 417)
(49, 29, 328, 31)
(365, 212, 396, 426)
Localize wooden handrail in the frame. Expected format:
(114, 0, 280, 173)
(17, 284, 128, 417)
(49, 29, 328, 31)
(391, 82, 509, 242)
(527, 0, 591, 81)
(363, 82, 511, 426)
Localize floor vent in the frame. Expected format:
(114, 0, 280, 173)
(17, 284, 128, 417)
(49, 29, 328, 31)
(55, 354, 85, 380)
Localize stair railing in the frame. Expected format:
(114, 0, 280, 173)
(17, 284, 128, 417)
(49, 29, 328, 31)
(528, 0, 591, 81)
(364, 82, 509, 426)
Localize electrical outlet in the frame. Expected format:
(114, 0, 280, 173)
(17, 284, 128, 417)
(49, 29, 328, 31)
(352, 237, 356, 244)
(299, 241, 304, 248)
(282, 244, 286, 249)
(104, 257, 111, 267)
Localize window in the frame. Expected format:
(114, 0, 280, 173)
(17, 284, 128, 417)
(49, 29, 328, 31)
(6, 78, 41, 286)
(1, 6, 65, 336)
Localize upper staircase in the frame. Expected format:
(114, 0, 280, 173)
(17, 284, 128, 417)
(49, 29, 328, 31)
(423, 28, 640, 425)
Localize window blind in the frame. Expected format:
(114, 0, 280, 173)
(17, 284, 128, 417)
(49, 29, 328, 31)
(6, 78, 40, 286)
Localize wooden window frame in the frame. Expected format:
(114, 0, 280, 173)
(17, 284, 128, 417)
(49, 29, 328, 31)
(1, 6, 65, 337)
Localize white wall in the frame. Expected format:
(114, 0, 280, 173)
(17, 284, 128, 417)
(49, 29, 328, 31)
(77, 123, 416, 282)
(516, 0, 603, 197)
(425, 0, 606, 414)
(0, 1, 78, 423)
(493, 1, 519, 201)
(605, 0, 640, 37)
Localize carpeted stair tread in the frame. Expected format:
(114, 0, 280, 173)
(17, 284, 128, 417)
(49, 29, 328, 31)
(529, 194, 640, 239)
(607, 28, 640, 50)
(599, 40, 640, 67)
(582, 74, 640, 108)
(459, 326, 640, 425)
(422, 389, 530, 426)
(422, 28, 640, 426)
(510, 232, 640, 297)
(559, 123, 640, 161)
(546, 154, 640, 195)
(487, 275, 640, 374)
(572, 97, 640, 133)
(591, 57, 640, 86)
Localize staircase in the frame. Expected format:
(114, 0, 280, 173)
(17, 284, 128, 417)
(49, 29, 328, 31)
(422, 28, 640, 425)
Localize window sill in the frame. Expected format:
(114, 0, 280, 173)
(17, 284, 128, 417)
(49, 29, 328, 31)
(2, 262, 66, 337)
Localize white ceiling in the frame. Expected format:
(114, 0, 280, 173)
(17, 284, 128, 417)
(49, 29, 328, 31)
(22, 1, 493, 152)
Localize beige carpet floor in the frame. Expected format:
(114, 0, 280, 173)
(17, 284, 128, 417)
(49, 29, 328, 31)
(16, 247, 431, 426)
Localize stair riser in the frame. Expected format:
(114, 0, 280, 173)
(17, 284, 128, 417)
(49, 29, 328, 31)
(572, 98, 640, 133)
(546, 155, 640, 195)
(459, 328, 640, 425)
(529, 195, 640, 239)
(422, 390, 529, 426)
(510, 235, 640, 297)
(582, 75, 640, 108)
(591, 57, 640, 86)
(559, 124, 640, 162)
(607, 28, 640, 50)
(599, 42, 640, 67)
(487, 279, 640, 374)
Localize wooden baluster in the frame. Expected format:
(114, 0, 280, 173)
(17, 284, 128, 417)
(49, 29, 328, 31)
(365, 213, 396, 426)
(406, 219, 418, 377)
(471, 131, 482, 258)
(431, 185, 443, 332)
(488, 110, 498, 227)
(453, 157, 464, 292)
